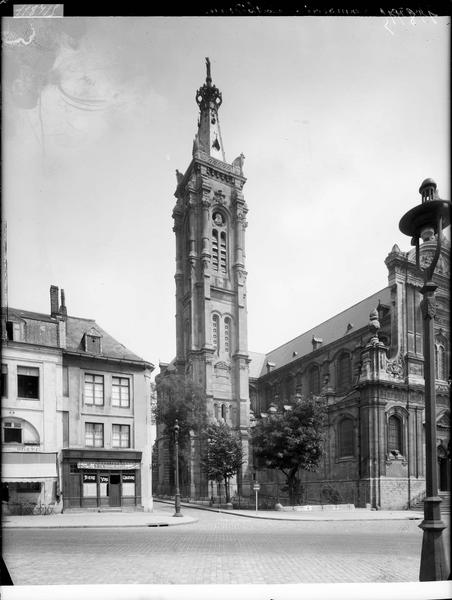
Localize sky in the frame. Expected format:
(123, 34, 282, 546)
(2, 16, 450, 374)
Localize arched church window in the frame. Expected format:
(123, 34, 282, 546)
(212, 314, 219, 354)
(212, 230, 219, 271)
(220, 232, 227, 274)
(309, 365, 320, 395)
(184, 320, 190, 355)
(337, 352, 352, 392)
(221, 404, 226, 420)
(388, 415, 403, 455)
(338, 418, 354, 458)
(435, 344, 446, 380)
(224, 317, 231, 355)
(212, 212, 227, 275)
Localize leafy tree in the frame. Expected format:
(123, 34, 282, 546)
(251, 395, 327, 505)
(154, 373, 206, 449)
(201, 421, 244, 504)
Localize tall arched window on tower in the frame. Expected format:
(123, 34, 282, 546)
(212, 230, 219, 271)
(309, 365, 320, 396)
(220, 232, 227, 274)
(435, 343, 446, 380)
(388, 415, 403, 455)
(212, 314, 219, 354)
(224, 317, 231, 356)
(212, 211, 227, 275)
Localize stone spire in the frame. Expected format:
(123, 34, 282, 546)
(194, 57, 226, 162)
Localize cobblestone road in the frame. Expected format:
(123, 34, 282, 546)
(3, 504, 449, 585)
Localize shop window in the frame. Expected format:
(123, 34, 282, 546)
(309, 365, 320, 395)
(15, 482, 41, 493)
(82, 472, 97, 497)
(122, 473, 136, 496)
(112, 377, 130, 407)
(388, 415, 403, 455)
(1, 364, 7, 397)
(338, 418, 354, 458)
(112, 424, 130, 448)
(84, 374, 104, 406)
(85, 422, 104, 447)
(99, 474, 109, 498)
(3, 420, 22, 444)
(17, 366, 39, 399)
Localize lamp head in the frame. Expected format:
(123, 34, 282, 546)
(399, 179, 450, 240)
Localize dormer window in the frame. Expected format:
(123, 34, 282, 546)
(84, 327, 102, 354)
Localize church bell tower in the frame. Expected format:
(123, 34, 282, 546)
(172, 58, 250, 497)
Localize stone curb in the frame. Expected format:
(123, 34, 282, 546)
(2, 512, 198, 529)
(3, 520, 197, 529)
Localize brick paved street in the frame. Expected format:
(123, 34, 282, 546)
(2, 504, 450, 585)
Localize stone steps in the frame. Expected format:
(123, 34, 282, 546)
(410, 491, 450, 514)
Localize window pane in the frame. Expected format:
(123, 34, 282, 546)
(339, 419, 354, 457)
(388, 416, 402, 453)
(84, 374, 104, 406)
(17, 374, 39, 399)
(4, 427, 22, 443)
(112, 377, 130, 407)
(1, 364, 7, 398)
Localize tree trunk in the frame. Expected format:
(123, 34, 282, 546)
(225, 477, 230, 503)
(287, 468, 299, 506)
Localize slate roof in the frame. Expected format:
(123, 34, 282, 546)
(249, 286, 391, 379)
(6, 307, 150, 366)
(247, 351, 267, 380)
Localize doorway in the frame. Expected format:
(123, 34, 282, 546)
(109, 474, 121, 506)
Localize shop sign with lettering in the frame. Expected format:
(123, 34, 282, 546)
(122, 473, 135, 482)
(99, 475, 109, 484)
(83, 473, 96, 483)
(77, 461, 140, 471)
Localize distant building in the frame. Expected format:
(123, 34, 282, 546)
(1, 285, 154, 513)
(155, 60, 450, 510)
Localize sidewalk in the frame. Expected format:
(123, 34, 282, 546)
(2, 506, 197, 529)
(2, 500, 434, 528)
(155, 499, 428, 522)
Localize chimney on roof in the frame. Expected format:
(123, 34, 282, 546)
(50, 285, 59, 317)
(59, 289, 67, 319)
(266, 361, 275, 374)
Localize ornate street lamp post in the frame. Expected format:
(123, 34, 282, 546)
(399, 178, 450, 581)
(173, 420, 183, 517)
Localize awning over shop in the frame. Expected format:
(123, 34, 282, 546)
(2, 452, 57, 480)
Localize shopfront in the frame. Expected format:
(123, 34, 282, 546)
(62, 449, 142, 510)
(1, 451, 58, 514)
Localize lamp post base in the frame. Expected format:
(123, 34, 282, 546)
(418, 497, 449, 581)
